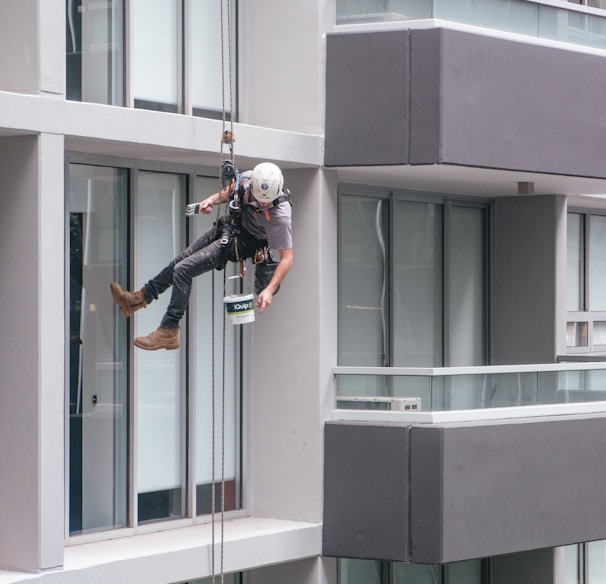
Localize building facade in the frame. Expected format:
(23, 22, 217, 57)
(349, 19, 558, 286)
(2, 1, 606, 583)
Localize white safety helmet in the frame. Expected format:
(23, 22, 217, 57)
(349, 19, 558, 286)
(250, 162, 284, 203)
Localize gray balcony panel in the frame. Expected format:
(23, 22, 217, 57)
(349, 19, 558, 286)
(323, 422, 410, 561)
(324, 414, 606, 563)
(325, 28, 606, 179)
(412, 415, 606, 563)
(325, 30, 411, 166)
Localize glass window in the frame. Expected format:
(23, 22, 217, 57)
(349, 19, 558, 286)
(133, 0, 182, 112)
(392, 562, 442, 584)
(135, 171, 187, 522)
(568, 213, 584, 311)
(66, 0, 124, 104)
(593, 321, 606, 346)
(393, 200, 443, 367)
(185, 574, 242, 584)
(567, 321, 589, 347)
(193, 177, 242, 515)
(336, 0, 431, 24)
(562, 544, 584, 584)
(339, 559, 484, 584)
(339, 559, 383, 584)
(191, 0, 237, 119)
(578, 0, 606, 8)
(67, 164, 129, 534)
(448, 205, 487, 366)
(588, 540, 606, 584)
(434, 0, 539, 37)
(566, 211, 606, 352)
(338, 190, 488, 369)
(67, 166, 244, 536)
(66, 1, 238, 117)
(445, 559, 483, 584)
(338, 195, 388, 367)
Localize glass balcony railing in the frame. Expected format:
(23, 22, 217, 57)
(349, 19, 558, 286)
(336, 0, 606, 52)
(334, 363, 606, 412)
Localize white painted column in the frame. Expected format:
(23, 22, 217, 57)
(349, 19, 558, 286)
(0, 133, 65, 572)
(38, 132, 66, 569)
(250, 168, 338, 524)
(39, 0, 66, 96)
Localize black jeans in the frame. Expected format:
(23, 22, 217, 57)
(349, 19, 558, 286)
(143, 220, 264, 329)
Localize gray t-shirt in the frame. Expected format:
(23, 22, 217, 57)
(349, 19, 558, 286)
(239, 170, 293, 250)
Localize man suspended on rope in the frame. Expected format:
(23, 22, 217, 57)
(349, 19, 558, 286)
(109, 162, 293, 351)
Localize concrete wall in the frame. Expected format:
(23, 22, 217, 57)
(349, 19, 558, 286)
(324, 415, 606, 564)
(242, 0, 331, 133)
(494, 195, 566, 364)
(326, 28, 606, 179)
(250, 168, 337, 523)
(0, 134, 64, 572)
(0, 0, 64, 95)
(0, 0, 39, 93)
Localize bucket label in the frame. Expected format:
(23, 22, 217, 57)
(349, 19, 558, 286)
(224, 294, 255, 324)
(227, 300, 253, 313)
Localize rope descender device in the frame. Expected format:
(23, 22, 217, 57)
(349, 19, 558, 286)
(221, 130, 235, 146)
(220, 159, 241, 212)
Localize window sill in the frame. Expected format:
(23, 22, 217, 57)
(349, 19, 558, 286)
(0, 518, 322, 583)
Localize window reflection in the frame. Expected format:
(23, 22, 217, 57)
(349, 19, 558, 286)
(193, 177, 242, 516)
(135, 171, 187, 522)
(67, 164, 129, 534)
(132, 0, 181, 112)
(66, 0, 124, 104)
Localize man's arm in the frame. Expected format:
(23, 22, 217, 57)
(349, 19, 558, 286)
(256, 248, 293, 313)
(199, 185, 231, 214)
(186, 185, 232, 216)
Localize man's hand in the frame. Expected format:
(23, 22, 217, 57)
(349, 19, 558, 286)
(255, 248, 293, 313)
(256, 288, 273, 313)
(199, 198, 214, 214)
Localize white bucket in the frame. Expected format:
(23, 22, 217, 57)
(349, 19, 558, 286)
(223, 293, 255, 325)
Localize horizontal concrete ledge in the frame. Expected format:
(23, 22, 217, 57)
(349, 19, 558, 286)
(0, 518, 322, 584)
(0, 91, 323, 170)
(333, 401, 606, 424)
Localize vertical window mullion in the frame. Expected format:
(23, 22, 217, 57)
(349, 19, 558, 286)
(129, 167, 138, 528)
(443, 201, 452, 367)
(186, 173, 195, 519)
(584, 214, 589, 312)
(124, 0, 133, 107)
(177, 0, 184, 114)
(387, 192, 394, 368)
(183, 0, 192, 115)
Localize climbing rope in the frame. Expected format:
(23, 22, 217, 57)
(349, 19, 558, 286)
(220, 0, 235, 164)
(211, 2, 235, 583)
(210, 269, 216, 581)
(210, 268, 228, 584)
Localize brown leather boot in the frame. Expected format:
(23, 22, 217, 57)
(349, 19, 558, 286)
(110, 282, 148, 317)
(134, 326, 180, 351)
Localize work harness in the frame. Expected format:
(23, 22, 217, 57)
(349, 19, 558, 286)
(217, 160, 291, 285)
